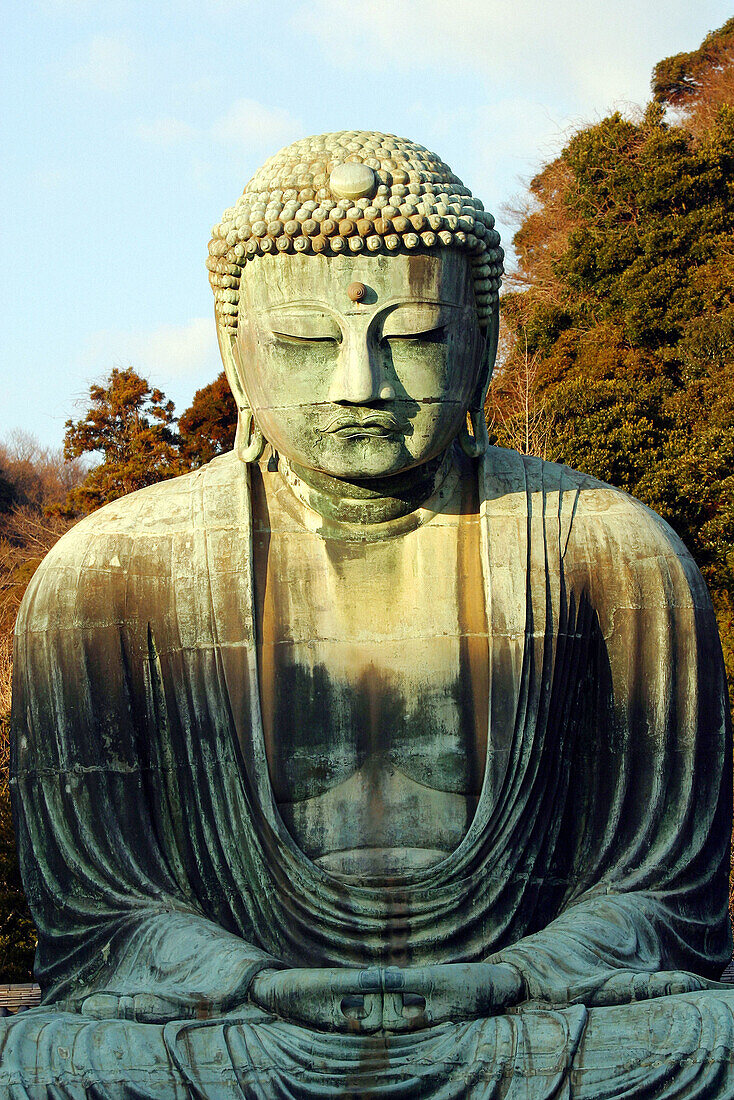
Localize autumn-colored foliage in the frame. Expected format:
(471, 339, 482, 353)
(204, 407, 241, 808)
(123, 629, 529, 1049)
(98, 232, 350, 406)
(178, 372, 237, 468)
(60, 367, 184, 514)
(653, 17, 734, 111)
(58, 368, 238, 516)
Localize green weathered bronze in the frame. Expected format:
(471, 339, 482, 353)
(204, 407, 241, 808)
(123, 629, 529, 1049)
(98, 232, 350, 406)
(2, 131, 734, 1097)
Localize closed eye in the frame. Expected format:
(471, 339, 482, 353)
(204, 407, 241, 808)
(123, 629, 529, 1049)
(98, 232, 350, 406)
(271, 331, 341, 345)
(383, 326, 447, 344)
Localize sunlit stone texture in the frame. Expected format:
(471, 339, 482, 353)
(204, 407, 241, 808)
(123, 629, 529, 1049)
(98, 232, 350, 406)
(2, 132, 733, 1098)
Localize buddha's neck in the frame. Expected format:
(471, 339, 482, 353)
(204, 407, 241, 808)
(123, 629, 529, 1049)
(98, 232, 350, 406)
(277, 449, 456, 532)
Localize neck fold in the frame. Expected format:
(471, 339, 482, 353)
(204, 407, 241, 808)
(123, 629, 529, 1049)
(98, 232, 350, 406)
(277, 448, 460, 539)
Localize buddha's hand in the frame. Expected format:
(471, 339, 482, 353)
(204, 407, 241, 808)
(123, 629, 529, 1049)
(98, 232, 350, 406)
(249, 963, 524, 1033)
(377, 963, 525, 1031)
(79, 992, 203, 1023)
(249, 967, 385, 1032)
(586, 969, 729, 1007)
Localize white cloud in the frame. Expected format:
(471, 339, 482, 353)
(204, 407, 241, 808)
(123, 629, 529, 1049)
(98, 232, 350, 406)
(132, 99, 302, 162)
(84, 318, 219, 382)
(212, 98, 302, 153)
(473, 98, 573, 184)
(138, 319, 216, 377)
(131, 98, 301, 162)
(135, 117, 198, 146)
(295, 0, 711, 116)
(69, 34, 133, 93)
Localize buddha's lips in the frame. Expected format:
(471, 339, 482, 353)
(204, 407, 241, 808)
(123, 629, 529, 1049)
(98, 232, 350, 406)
(320, 412, 405, 436)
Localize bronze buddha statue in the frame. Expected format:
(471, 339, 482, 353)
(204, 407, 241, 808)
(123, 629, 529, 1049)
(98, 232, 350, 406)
(1, 131, 732, 1097)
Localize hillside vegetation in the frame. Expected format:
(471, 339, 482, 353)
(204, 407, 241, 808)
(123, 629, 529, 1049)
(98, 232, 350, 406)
(489, 18, 734, 701)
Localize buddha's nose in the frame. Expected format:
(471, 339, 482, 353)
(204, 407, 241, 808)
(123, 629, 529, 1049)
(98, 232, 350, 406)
(328, 335, 394, 405)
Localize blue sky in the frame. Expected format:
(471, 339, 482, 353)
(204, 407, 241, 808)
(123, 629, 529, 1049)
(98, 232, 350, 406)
(3, 0, 732, 450)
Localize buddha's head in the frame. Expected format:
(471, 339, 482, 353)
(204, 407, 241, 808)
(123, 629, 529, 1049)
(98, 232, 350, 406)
(207, 132, 503, 480)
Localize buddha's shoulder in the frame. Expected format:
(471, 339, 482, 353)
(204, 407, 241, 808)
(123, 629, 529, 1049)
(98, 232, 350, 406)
(485, 447, 693, 561)
(54, 454, 241, 543)
(20, 455, 244, 608)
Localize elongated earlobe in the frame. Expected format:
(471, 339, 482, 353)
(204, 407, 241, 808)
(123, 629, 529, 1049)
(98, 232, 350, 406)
(216, 320, 266, 464)
(235, 407, 265, 464)
(458, 408, 490, 457)
(459, 308, 497, 458)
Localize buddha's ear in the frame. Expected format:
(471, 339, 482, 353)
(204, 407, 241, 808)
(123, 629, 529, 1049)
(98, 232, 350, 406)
(215, 318, 265, 464)
(216, 319, 249, 411)
(459, 301, 498, 458)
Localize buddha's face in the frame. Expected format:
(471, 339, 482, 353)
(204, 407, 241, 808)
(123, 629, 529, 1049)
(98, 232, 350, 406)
(233, 251, 487, 480)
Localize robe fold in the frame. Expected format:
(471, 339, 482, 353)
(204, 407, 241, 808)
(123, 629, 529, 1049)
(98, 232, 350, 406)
(1, 446, 732, 1097)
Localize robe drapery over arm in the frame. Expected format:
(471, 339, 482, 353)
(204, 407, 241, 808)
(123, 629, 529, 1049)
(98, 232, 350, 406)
(480, 450, 733, 1002)
(10, 447, 732, 1011)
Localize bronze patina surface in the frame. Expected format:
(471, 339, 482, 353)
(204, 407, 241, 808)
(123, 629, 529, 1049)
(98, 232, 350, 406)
(1, 131, 733, 1097)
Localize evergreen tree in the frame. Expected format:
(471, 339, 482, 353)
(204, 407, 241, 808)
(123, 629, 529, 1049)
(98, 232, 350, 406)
(62, 368, 183, 515)
(653, 17, 734, 111)
(178, 372, 237, 468)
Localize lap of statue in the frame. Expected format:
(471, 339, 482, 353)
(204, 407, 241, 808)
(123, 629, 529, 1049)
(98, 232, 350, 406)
(4, 985, 734, 1098)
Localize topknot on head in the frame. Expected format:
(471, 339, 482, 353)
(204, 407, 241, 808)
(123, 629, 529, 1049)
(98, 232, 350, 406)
(207, 131, 503, 334)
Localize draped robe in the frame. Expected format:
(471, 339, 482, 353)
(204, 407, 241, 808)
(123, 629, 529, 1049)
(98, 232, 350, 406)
(1, 446, 733, 1098)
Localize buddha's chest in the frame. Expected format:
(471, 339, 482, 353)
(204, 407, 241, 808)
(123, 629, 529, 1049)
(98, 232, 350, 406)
(253, 471, 489, 875)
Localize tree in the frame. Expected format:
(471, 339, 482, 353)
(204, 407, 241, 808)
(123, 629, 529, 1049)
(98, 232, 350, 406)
(62, 368, 183, 515)
(0, 431, 86, 514)
(486, 323, 555, 458)
(0, 472, 13, 515)
(0, 787, 36, 981)
(178, 372, 237, 468)
(653, 17, 734, 111)
(0, 434, 82, 980)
